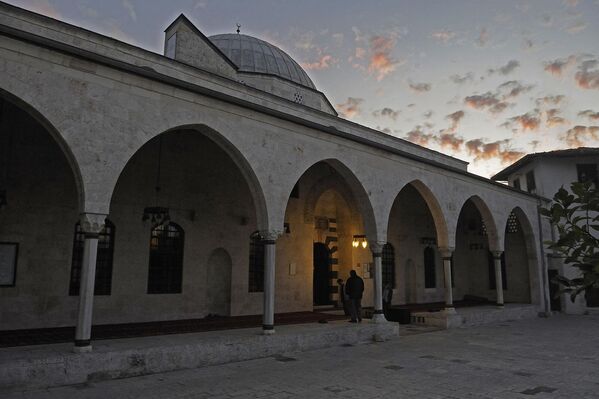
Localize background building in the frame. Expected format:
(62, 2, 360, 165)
(492, 147, 599, 314)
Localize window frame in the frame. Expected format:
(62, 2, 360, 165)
(248, 232, 265, 292)
(69, 219, 116, 296)
(147, 222, 185, 294)
(423, 246, 436, 289)
(381, 243, 395, 289)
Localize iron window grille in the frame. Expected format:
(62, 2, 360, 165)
(248, 232, 265, 292)
(381, 243, 395, 289)
(424, 246, 436, 289)
(69, 220, 115, 296)
(147, 222, 184, 294)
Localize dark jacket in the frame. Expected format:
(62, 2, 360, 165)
(346, 275, 364, 299)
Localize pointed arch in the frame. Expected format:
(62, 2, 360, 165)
(458, 195, 500, 252)
(391, 180, 450, 249)
(0, 87, 84, 212)
(503, 206, 539, 304)
(287, 158, 378, 241)
(108, 123, 269, 231)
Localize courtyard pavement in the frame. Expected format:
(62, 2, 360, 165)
(3, 313, 599, 399)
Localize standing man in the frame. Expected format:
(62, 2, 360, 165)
(346, 270, 364, 323)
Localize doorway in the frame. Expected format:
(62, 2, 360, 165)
(313, 243, 331, 305)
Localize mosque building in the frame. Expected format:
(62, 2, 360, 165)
(0, 4, 548, 353)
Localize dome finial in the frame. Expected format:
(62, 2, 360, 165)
(236, 23, 241, 34)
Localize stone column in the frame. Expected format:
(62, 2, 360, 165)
(74, 213, 106, 352)
(261, 230, 281, 335)
(370, 242, 385, 323)
(440, 247, 455, 312)
(492, 251, 505, 307)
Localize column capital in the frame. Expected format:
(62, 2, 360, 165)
(491, 250, 504, 260)
(259, 229, 283, 243)
(369, 241, 387, 257)
(79, 213, 107, 235)
(438, 247, 454, 259)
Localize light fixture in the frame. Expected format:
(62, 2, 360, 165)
(142, 136, 170, 227)
(352, 235, 367, 249)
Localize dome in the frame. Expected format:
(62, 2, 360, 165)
(209, 34, 316, 90)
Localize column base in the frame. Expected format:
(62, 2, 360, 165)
(496, 303, 505, 308)
(443, 306, 456, 314)
(371, 312, 387, 323)
(262, 325, 275, 335)
(73, 344, 92, 353)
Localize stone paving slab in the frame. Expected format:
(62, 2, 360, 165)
(0, 320, 398, 390)
(2, 313, 598, 398)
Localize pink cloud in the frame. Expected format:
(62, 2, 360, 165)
(575, 59, 599, 89)
(544, 55, 576, 76)
(465, 139, 524, 164)
(367, 36, 402, 81)
(336, 97, 364, 119)
(301, 54, 337, 70)
(563, 125, 599, 147)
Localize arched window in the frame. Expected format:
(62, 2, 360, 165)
(381, 243, 395, 288)
(488, 251, 507, 290)
(147, 222, 184, 294)
(248, 232, 265, 292)
(69, 219, 115, 296)
(424, 246, 436, 289)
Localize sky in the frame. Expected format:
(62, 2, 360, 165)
(8, 0, 599, 177)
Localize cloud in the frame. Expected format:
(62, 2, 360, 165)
(497, 80, 535, 98)
(431, 30, 456, 43)
(293, 30, 317, 50)
(354, 47, 366, 59)
(508, 111, 542, 131)
(450, 72, 474, 84)
(543, 55, 576, 76)
(367, 36, 402, 81)
(477, 28, 489, 47)
(566, 21, 586, 34)
(405, 127, 434, 146)
(578, 109, 599, 121)
(563, 125, 599, 147)
(574, 58, 599, 89)
(535, 95, 566, 106)
(489, 60, 520, 75)
(331, 32, 344, 46)
(438, 132, 464, 151)
(522, 38, 534, 50)
(301, 54, 337, 70)
(464, 92, 502, 111)
(446, 110, 465, 130)
(122, 0, 136, 22)
(336, 97, 364, 119)
(409, 82, 432, 93)
(465, 139, 525, 164)
(372, 107, 400, 120)
(545, 108, 567, 127)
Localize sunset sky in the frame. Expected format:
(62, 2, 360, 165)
(8, 0, 599, 177)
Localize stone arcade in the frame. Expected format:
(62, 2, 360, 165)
(0, 4, 547, 354)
